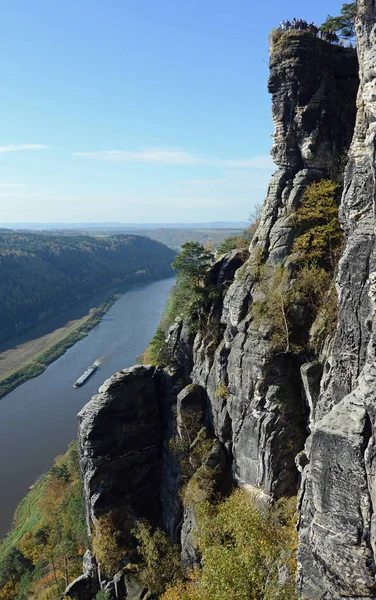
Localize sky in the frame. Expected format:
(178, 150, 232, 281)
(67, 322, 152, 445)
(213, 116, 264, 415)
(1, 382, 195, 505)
(0, 0, 347, 224)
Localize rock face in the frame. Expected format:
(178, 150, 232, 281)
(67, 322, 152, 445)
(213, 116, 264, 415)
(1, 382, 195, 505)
(297, 4, 376, 598)
(169, 32, 358, 503)
(78, 365, 162, 537)
(73, 26, 376, 600)
(60, 550, 99, 600)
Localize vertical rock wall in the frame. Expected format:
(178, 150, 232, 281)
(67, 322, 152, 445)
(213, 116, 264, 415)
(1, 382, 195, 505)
(78, 366, 163, 537)
(170, 33, 358, 501)
(74, 26, 376, 600)
(298, 3, 376, 598)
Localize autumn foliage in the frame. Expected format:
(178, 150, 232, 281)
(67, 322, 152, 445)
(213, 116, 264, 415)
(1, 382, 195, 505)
(0, 442, 88, 599)
(161, 490, 298, 600)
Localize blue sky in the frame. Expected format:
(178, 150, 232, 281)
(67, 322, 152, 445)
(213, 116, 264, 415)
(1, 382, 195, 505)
(0, 0, 347, 224)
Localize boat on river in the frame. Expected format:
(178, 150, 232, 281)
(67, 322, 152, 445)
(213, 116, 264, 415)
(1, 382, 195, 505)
(73, 364, 98, 387)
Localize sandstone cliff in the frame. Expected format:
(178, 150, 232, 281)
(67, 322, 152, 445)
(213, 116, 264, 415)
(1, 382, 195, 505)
(298, 3, 376, 597)
(169, 31, 358, 503)
(68, 25, 376, 600)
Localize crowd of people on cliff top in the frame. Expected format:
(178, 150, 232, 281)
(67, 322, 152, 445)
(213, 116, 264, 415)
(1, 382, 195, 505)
(279, 18, 340, 44)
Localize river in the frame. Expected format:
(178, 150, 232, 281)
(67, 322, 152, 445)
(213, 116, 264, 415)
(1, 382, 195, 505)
(0, 277, 175, 539)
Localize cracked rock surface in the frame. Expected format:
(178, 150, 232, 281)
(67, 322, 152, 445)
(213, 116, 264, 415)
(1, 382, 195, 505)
(297, 2, 376, 597)
(169, 33, 358, 502)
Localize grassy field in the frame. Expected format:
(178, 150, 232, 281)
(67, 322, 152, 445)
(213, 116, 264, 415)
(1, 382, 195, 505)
(0, 314, 92, 379)
(0, 293, 120, 400)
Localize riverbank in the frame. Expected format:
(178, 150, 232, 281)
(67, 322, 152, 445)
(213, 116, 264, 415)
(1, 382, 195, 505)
(138, 285, 176, 364)
(0, 293, 121, 400)
(0, 277, 175, 538)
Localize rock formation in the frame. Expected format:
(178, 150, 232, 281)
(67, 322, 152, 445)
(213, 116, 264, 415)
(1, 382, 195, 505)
(169, 31, 358, 504)
(68, 21, 376, 600)
(297, 2, 376, 597)
(78, 366, 162, 538)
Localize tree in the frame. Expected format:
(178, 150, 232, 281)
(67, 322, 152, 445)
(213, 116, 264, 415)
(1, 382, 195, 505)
(171, 242, 214, 327)
(292, 179, 343, 270)
(162, 490, 298, 600)
(0, 547, 31, 590)
(252, 266, 295, 354)
(92, 515, 126, 577)
(147, 327, 174, 367)
(321, 3, 356, 39)
(51, 463, 70, 483)
(133, 521, 183, 596)
(172, 242, 213, 289)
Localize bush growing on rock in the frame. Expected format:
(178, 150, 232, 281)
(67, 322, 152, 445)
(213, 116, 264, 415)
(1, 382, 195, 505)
(292, 179, 343, 270)
(251, 265, 297, 354)
(92, 515, 126, 577)
(133, 521, 183, 596)
(214, 383, 229, 400)
(162, 490, 298, 600)
(251, 179, 343, 354)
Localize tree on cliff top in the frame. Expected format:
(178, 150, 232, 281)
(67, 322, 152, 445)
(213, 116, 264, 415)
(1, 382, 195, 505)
(321, 2, 356, 39)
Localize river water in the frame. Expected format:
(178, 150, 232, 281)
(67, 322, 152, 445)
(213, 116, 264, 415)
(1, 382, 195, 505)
(0, 277, 175, 539)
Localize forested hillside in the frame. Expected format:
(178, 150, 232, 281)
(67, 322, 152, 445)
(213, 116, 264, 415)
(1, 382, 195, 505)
(0, 232, 176, 343)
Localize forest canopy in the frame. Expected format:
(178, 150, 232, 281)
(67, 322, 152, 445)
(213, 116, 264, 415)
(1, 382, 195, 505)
(0, 231, 176, 343)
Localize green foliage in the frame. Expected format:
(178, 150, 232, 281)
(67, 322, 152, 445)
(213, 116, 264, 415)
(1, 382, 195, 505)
(162, 490, 298, 600)
(321, 2, 356, 38)
(248, 181, 342, 355)
(182, 447, 219, 509)
(144, 327, 174, 368)
(178, 408, 203, 445)
(169, 410, 214, 491)
(252, 262, 339, 355)
(0, 363, 45, 401)
(171, 242, 215, 330)
(295, 264, 338, 339)
(216, 235, 249, 256)
(50, 464, 70, 484)
(140, 287, 177, 366)
(0, 231, 176, 343)
(252, 265, 297, 354)
(146, 327, 167, 363)
(297, 265, 339, 349)
(172, 242, 213, 287)
(0, 442, 88, 599)
(293, 180, 343, 270)
(15, 569, 33, 599)
(92, 515, 126, 577)
(95, 591, 108, 600)
(133, 521, 183, 596)
(0, 547, 31, 589)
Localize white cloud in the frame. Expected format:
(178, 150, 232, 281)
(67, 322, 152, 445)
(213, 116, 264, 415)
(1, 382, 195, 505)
(0, 183, 22, 188)
(0, 144, 49, 153)
(0, 193, 76, 199)
(74, 147, 274, 169)
(74, 149, 204, 165)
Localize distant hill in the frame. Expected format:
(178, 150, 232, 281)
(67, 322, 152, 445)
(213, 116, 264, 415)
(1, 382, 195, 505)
(0, 221, 249, 230)
(126, 228, 246, 250)
(0, 224, 249, 251)
(0, 232, 176, 343)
